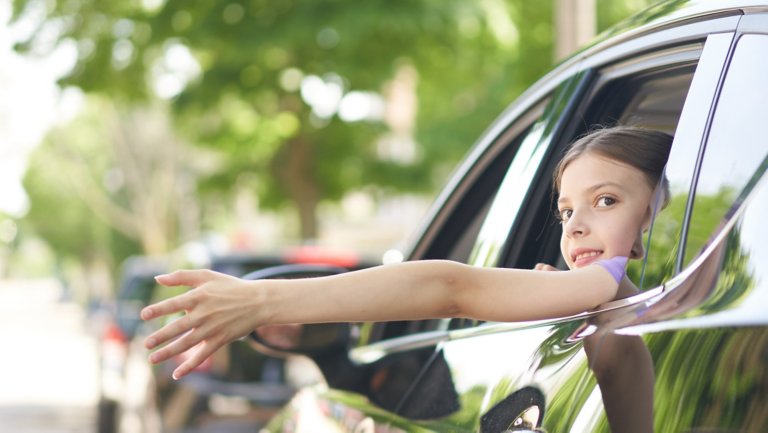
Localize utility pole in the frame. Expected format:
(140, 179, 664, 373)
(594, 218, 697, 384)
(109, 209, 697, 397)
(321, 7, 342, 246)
(555, 0, 596, 61)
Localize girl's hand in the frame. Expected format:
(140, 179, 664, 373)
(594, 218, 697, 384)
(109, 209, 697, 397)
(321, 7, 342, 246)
(534, 263, 561, 272)
(141, 270, 264, 379)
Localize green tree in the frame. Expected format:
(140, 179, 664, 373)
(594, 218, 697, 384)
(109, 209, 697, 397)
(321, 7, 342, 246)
(0, 213, 20, 278)
(11, 0, 558, 240)
(22, 97, 200, 294)
(12, 0, 659, 242)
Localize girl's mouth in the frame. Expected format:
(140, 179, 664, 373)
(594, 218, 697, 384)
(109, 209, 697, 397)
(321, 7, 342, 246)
(572, 250, 603, 266)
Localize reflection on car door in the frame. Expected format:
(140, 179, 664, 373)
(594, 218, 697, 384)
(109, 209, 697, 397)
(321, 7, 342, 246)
(407, 27, 731, 433)
(623, 23, 768, 433)
(543, 21, 768, 433)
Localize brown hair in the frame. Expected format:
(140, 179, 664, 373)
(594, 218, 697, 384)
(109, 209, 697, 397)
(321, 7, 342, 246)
(553, 125, 673, 208)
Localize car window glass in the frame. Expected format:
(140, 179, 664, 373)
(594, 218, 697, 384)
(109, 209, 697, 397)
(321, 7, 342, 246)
(445, 55, 705, 332)
(444, 114, 544, 263)
(469, 71, 589, 269)
(613, 69, 698, 290)
(412, 98, 550, 265)
(624, 34, 733, 289)
(684, 34, 768, 265)
(444, 43, 736, 339)
(544, 39, 729, 292)
(444, 73, 591, 331)
(511, 58, 705, 292)
(360, 97, 551, 342)
(528, 66, 699, 290)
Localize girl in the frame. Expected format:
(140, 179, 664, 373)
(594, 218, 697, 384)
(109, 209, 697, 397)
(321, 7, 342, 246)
(142, 126, 672, 380)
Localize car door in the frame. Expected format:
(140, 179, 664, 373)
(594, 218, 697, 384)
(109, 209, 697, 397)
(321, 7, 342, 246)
(604, 15, 768, 433)
(350, 15, 739, 433)
(447, 14, 768, 433)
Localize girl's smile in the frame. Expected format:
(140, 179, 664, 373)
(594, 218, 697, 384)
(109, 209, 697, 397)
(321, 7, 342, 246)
(571, 248, 604, 267)
(558, 153, 655, 270)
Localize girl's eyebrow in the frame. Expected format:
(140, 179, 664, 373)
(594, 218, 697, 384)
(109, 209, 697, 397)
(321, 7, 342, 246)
(557, 181, 624, 205)
(586, 181, 624, 193)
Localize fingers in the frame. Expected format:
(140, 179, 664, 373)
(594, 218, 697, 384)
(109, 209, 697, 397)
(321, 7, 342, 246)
(141, 292, 195, 320)
(173, 341, 221, 380)
(147, 325, 200, 364)
(141, 270, 215, 321)
(155, 269, 218, 288)
(145, 318, 223, 374)
(149, 333, 223, 380)
(148, 327, 208, 365)
(145, 313, 197, 350)
(534, 263, 560, 272)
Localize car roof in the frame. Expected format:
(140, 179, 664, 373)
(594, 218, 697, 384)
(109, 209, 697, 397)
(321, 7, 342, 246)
(513, 0, 766, 127)
(531, 0, 765, 107)
(581, 0, 766, 57)
(405, 0, 767, 258)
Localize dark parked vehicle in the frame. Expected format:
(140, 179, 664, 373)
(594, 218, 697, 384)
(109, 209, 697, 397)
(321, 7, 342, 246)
(96, 256, 166, 433)
(97, 248, 372, 433)
(248, 2, 768, 432)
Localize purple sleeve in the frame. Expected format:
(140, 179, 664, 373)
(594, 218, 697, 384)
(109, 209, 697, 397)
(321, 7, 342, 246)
(594, 256, 628, 283)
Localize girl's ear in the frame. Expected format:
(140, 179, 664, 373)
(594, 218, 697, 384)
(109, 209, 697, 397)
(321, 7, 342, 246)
(642, 203, 654, 231)
(635, 184, 664, 260)
(630, 230, 645, 260)
(634, 203, 653, 259)
(643, 183, 666, 229)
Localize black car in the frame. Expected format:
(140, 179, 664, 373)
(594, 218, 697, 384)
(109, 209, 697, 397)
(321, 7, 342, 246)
(248, 1, 768, 432)
(96, 256, 166, 433)
(97, 248, 371, 433)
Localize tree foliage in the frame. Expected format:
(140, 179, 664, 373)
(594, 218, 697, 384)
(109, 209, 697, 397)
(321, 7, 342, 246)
(12, 0, 560, 240)
(12, 0, 657, 242)
(22, 97, 200, 278)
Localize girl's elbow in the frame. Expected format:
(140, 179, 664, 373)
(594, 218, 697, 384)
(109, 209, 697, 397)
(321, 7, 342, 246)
(437, 261, 474, 318)
(440, 280, 465, 318)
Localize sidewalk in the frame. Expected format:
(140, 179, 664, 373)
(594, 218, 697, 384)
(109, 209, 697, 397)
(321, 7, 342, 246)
(0, 278, 98, 432)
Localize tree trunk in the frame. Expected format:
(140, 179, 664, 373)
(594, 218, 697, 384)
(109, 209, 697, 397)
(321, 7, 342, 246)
(272, 136, 320, 241)
(555, 0, 596, 60)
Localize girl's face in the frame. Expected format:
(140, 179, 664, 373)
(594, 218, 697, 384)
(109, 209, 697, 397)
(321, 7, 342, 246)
(557, 153, 655, 270)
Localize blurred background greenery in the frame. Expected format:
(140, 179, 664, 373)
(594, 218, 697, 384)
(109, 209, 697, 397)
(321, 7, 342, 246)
(1, 0, 657, 304)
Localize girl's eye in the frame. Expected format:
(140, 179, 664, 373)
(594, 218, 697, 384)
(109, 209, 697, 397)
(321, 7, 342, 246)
(558, 209, 573, 222)
(596, 196, 616, 208)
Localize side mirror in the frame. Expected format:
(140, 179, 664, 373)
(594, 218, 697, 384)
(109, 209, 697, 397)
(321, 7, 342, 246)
(242, 264, 355, 356)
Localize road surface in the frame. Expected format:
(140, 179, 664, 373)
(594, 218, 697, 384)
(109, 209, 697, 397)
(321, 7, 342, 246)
(0, 278, 98, 432)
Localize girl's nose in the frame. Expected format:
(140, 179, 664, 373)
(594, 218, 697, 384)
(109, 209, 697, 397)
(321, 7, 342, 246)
(564, 211, 590, 237)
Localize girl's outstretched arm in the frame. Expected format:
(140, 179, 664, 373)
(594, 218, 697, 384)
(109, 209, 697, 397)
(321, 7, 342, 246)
(142, 259, 621, 379)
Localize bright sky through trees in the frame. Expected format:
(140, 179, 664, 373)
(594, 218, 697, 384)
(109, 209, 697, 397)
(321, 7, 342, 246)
(0, 2, 78, 216)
